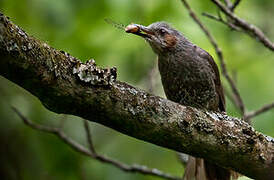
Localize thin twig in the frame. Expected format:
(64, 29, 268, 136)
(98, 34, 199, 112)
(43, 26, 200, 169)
(202, 12, 241, 31)
(83, 120, 96, 154)
(180, 0, 246, 116)
(244, 102, 274, 121)
(202, 12, 223, 22)
(231, 0, 242, 11)
(211, 0, 274, 51)
(12, 106, 60, 133)
(12, 106, 92, 154)
(224, 0, 241, 11)
(12, 107, 181, 180)
(224, 0, 233, 9)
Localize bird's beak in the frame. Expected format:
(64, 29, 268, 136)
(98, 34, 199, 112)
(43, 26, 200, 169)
(125, 24, 154, 38)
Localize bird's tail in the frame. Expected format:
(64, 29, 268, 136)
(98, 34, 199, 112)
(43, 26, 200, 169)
(183, 156, 239, 180)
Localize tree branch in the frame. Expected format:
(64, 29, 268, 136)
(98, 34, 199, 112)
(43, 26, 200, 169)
(202, 12, 241, 31)
(211, 0, 274, 51)
(83, 120, 97, 154)
(231, 0, 242, 11)
(244, 102, 274, 121)
(199, 1, 274, 123)
(223, 0, 233, 9)
(224, 0, 242, 12)
(1, 12, 274, 179)
(12, 107, 181, 180)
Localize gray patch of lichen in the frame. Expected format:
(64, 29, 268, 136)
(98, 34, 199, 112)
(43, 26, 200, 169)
(73, 59, 117, 86)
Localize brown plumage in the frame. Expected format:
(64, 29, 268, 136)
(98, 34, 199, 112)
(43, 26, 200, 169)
(126, 22, 237, 180)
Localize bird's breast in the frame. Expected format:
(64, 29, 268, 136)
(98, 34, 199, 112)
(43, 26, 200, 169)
(158, 55, 219, 110)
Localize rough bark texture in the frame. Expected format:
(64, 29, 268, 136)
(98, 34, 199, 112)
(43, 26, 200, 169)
(0, 13, 273, 180)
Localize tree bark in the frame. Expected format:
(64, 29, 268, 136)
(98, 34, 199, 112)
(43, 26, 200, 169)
(0, 13, 273, 180)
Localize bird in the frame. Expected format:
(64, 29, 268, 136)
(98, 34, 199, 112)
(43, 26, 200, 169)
(125, 22, 235, 180)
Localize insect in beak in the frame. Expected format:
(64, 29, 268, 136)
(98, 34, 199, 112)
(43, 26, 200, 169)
(125, 24, 154, 38)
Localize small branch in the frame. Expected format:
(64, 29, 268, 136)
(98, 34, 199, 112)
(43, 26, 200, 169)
(83, 120, 96, 154)
(211, 0, 274, 51)
(12, 106, 60, 133)
(202, 12, 221, 22)
(244, 102, 274, 121)
(224, 0, 241, 11)
(231, 0, 242, 11)
(12, 107, 181, 180)
(181, 0, 246, 116)
(224, 0, 233, 9)
(202, 12, 241, 31)
(12, 106, 93, 155)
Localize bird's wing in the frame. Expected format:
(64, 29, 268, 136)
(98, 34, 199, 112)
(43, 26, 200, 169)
(199, 49, 226, 112)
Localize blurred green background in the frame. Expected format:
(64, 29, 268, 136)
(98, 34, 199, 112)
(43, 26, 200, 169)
(0, 0, 273, 179)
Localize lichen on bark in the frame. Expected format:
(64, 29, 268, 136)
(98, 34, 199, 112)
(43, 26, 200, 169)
(0, 12, 273, 180)
(73, 59, 117, 86)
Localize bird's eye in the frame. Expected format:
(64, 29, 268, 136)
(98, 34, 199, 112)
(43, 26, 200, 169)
(159, 28, 166, 35)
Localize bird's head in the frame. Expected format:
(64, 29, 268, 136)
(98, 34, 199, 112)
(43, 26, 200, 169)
(125, 22, 184, 54)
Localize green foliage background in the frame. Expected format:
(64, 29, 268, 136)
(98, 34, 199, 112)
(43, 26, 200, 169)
(0, 0, 273, 179)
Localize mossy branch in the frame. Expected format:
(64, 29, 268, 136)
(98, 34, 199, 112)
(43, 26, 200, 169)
(0, 13, 273, 179)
